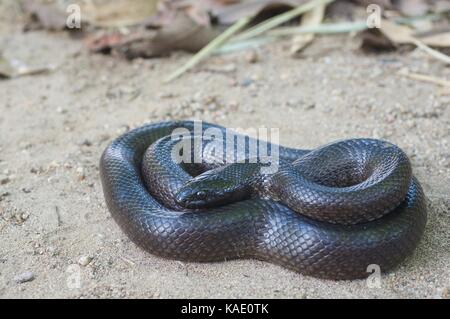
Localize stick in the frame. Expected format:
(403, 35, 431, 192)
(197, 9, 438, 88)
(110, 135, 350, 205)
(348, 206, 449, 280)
(411, 38, 450, 65)
(268, 21, 368, 36)
(164, 16, 251, 83)
(398, 70, 450, 87)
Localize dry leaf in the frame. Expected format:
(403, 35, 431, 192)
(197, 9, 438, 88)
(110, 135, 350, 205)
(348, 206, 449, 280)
(181, 0, 241, 26)
(0, 55, 16, 78)
(87, 12, 219, 59)
(379, 19, 414, 44)
(85, 32, 126, 53)
(380, 20, 450, 49)
(0, 54, 55, 79)
(80, 0, 159, 27)
(418, 31, 450, 48)
(398, 69, 450, 87)
(212, 0, 309, 25)
(439, 87, 450, 95)
(154, 0, 312, 26)
(290, 2, 325, 55)
(151, 0, 239, 27)
(22, 0, 159, 30)
(363, 19, 450, 50)
(362, 20, 450, 64)
(360, 27, 397, 52)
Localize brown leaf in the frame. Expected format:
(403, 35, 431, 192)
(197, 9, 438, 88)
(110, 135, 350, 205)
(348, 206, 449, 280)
(149, 0, 240, 27)
(211, 0, 310, 25)
(361, 19, 450, 62)
(86, 12, 220, 59)
(418, 31, 450, 48)
(360, 29, 397, 52)
(155, 0, 313, 26)
(85, 32, 126, 53)
(361, 19, 419, 52)
(290, 2, 325, 55)
(183, 0, 241, 25)
(379, 19, 414, 44)
(80, 0, 159, 27)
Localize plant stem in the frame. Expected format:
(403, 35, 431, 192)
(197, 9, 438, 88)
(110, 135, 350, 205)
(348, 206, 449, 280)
(232, 0, 335, 43)
(164, 16, 251, 83)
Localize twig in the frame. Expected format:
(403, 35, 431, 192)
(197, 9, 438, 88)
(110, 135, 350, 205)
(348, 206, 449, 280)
(394, 13, 442, 26)
(380, 19, 450, 65)
(164, 16, 251, 83)
(232, 0, 335, 43)
(290, 2, 326, 55)
(411, 37, 450, 65)
(217, 37, 276, 54)
(398, 70, 450, 87)
(55, 205, 62, 227)
(218, 22, 367, 54)
(268, 21, 368, 36)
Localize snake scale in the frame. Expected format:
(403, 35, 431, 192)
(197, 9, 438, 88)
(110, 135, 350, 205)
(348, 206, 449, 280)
(100, 121, 427, 280)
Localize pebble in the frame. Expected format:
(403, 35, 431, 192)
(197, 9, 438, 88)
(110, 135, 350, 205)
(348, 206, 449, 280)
(15, 212, 29, 224)
(285, 99, 299, 108)
(240, 78, 254, 87)
(14, 271, 35, 284)
(245, 51, 259, 64)
(56, 107, 67, 114)
(442, 287, 450, 299)
(80, 139, 92, 147)
(76, 167, 86, 181)
(46, 246, 58, 257)
(48, 161, 60, 170)
(228, 101, 239, 111)
(0, 192, 10, 200)
(78, 255, 93, 266)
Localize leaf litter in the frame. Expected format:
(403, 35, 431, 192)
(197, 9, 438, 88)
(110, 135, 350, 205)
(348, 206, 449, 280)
(9, 0, 450, 84)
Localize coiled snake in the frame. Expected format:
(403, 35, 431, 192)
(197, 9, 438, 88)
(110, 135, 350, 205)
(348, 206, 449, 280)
(100, 121, 426, 280)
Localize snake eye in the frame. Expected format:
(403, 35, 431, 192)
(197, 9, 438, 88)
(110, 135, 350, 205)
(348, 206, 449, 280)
(196, 191, 207, 199)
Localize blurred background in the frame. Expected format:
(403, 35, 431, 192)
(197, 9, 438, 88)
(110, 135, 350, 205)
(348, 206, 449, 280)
(0, 0, 449, 299)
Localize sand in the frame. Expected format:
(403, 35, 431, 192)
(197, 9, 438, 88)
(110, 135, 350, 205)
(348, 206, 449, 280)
(0, 12, 449, 299)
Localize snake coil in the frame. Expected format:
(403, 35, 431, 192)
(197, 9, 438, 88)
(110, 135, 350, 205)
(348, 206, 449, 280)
(100, 121, 427, 280)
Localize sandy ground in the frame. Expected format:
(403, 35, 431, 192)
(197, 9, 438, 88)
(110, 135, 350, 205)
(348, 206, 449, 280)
(0, 12, 449, 298)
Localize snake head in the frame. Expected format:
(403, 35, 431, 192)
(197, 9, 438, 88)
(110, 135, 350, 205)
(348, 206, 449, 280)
(175, 165, 253, 209)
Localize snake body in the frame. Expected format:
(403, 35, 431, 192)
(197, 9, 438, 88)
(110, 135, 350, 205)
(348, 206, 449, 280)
(100, 121, 427, 280)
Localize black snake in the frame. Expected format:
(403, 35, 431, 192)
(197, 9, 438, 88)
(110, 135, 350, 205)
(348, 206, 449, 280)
(99, 121, 427, 280)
